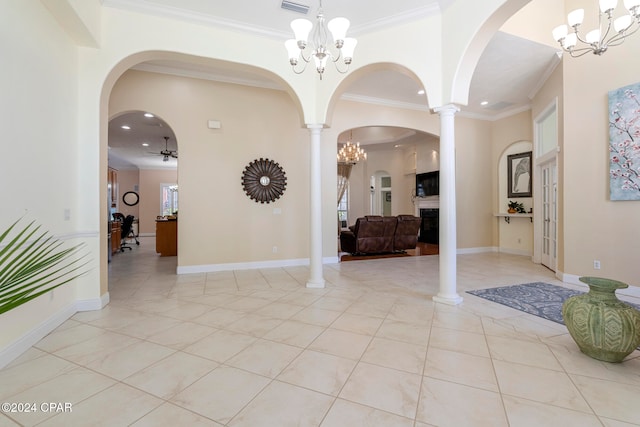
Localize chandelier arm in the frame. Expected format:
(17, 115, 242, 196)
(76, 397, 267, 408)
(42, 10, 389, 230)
(607, 23, 640, 46)
(599, 11, 614, 46)
(568, 46, 597, 57)
(571, 27, 591, 45)
(333, 61, 350, 74)
(291, 61, 309, 74)
(299, 49, 312, 64)
(330, 48, 342, 64)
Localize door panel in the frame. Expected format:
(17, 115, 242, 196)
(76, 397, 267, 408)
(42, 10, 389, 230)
(541, 161, 557, 271)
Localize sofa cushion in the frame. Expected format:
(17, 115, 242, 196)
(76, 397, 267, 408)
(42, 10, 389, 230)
(394, 215, 422, 251)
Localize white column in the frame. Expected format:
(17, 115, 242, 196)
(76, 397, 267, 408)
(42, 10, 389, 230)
(307, 124, 325, 288)
(433, 104, 463, 305)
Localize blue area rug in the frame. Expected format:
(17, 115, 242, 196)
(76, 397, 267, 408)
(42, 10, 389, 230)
(467, 282, 640, 325)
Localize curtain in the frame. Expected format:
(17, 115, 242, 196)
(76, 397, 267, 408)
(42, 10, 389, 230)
(337, 163, 353, 206)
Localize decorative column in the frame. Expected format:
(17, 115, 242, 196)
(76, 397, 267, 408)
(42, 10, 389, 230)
(307, 124, 326, 288)
(433, 104, 463, 305)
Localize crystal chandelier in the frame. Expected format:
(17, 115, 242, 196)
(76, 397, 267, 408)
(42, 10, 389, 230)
(285, 0, 357, 79)
(337, 132, 366, 164)
(552, 0, 640, 57)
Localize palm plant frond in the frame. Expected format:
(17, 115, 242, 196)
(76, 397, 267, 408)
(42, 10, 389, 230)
(0, 218, 91, 315)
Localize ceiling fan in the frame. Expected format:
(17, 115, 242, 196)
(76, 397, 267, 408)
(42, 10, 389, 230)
(150, 136, 178, 162)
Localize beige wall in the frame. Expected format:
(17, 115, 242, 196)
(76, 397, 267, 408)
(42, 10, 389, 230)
(491, 111, 533, 253)
(114, 169, 140, 219)
(138, 169, 178, 234)
(455, 117, 494, 249)
(561, 0, 640, 286)
(110, 70, 311, 267)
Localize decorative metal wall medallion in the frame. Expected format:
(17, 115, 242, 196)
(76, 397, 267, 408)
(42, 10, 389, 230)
(241, 158, 287, 203)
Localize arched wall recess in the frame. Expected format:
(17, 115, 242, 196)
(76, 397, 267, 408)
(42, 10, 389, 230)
(499, 141, 533, 212)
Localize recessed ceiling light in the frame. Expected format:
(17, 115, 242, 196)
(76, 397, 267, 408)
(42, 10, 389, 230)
(480, 101, 489, 106)
(121, 125, 131, 130)
(394, 144, 403, 148)
(142, 143, 149, 147)
(144, 113, 154, 118)
(417, 89, 425, 95)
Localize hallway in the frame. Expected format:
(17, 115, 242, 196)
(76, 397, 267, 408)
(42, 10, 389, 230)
(1, 237, 639, 426)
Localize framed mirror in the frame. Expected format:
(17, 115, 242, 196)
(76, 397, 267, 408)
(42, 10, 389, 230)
(241, 158, 287, 204)
(122, 191, 140, 206)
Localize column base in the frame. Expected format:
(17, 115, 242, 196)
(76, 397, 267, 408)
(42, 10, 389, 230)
(306, 279, 326, 289)
(433, 293, 463, 305)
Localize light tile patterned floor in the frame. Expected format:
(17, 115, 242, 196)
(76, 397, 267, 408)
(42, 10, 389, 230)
(1, 237, 640, 426)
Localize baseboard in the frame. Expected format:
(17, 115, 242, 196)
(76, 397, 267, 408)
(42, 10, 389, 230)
(0, 303, 76, 369)
(76, 292, 110, 311)
(177, 258, 311, 274)
(457, 246, 498, 254)
(557, 271, 640, 299)
(0, 293, 110, 369)
(139, 233, 155, 237)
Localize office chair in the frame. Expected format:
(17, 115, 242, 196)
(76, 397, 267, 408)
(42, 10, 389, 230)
(120, 215, 135, 251)
(126, 215, 140, 246)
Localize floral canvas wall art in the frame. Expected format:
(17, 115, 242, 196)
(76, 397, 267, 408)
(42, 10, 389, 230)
(609, 81, 640, 201)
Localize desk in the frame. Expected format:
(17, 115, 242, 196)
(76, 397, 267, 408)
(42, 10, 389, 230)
(110, 221, 121, 254)
(156, 220, 177, 256)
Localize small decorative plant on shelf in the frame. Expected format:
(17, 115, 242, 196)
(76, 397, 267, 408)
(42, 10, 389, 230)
(0, 217, 90, 315)
(507, 200, 526, 214)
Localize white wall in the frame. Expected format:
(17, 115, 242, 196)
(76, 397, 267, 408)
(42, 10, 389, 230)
(0, 2, 100, 362)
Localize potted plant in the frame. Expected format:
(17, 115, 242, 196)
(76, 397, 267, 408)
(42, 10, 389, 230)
(0, 217, 90, 315)
(507, 200, 525, 214)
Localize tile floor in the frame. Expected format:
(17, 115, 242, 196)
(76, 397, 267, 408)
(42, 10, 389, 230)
(1, 237, 640, 426)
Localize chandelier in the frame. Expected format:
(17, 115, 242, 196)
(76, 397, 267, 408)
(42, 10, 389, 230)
(337, 132, 366, 164)
(285, 0, 357, 79)
(552, 0, 640, 57)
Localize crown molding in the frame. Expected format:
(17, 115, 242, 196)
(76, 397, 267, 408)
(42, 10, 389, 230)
(527, 51, 562, 100)
(102, 0, 440, 40)
(132, 63, 284, 91)
(102, 0, 289, 39)
(340, 93, 431, 112)
(457, 104, 532, 121)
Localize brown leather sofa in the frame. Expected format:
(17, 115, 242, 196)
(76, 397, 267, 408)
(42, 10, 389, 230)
(340, 215, 421, 255)
(393, 214, 423, 251)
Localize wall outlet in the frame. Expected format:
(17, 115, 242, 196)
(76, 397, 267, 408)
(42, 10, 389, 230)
(517, 238, 521, 244)
(593, 260, 601, 270)
(64, 208, 71, 221)
(272, 246, 278, 253)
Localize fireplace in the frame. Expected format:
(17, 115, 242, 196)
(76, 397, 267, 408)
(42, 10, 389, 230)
(415, 197, 439, 244)
(419, 208, 439, 244)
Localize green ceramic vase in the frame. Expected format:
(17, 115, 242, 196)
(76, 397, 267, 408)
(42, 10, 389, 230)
(562, 277, 640, 363)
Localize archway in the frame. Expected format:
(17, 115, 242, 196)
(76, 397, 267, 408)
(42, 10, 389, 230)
(99, 52, 307, 294)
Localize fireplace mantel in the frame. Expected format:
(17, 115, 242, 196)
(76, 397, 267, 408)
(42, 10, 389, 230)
(415, 196, 439, 215)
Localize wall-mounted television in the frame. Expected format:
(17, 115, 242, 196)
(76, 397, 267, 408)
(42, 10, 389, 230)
(416, 171, 439, 197)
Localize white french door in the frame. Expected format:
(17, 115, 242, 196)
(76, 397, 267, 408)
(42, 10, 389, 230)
(541, 160, 557, 271)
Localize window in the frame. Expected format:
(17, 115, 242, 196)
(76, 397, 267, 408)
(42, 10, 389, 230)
(161, 183, 178, 216)
(536, 100, 557, 158)
(338, 185, 348, 228)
